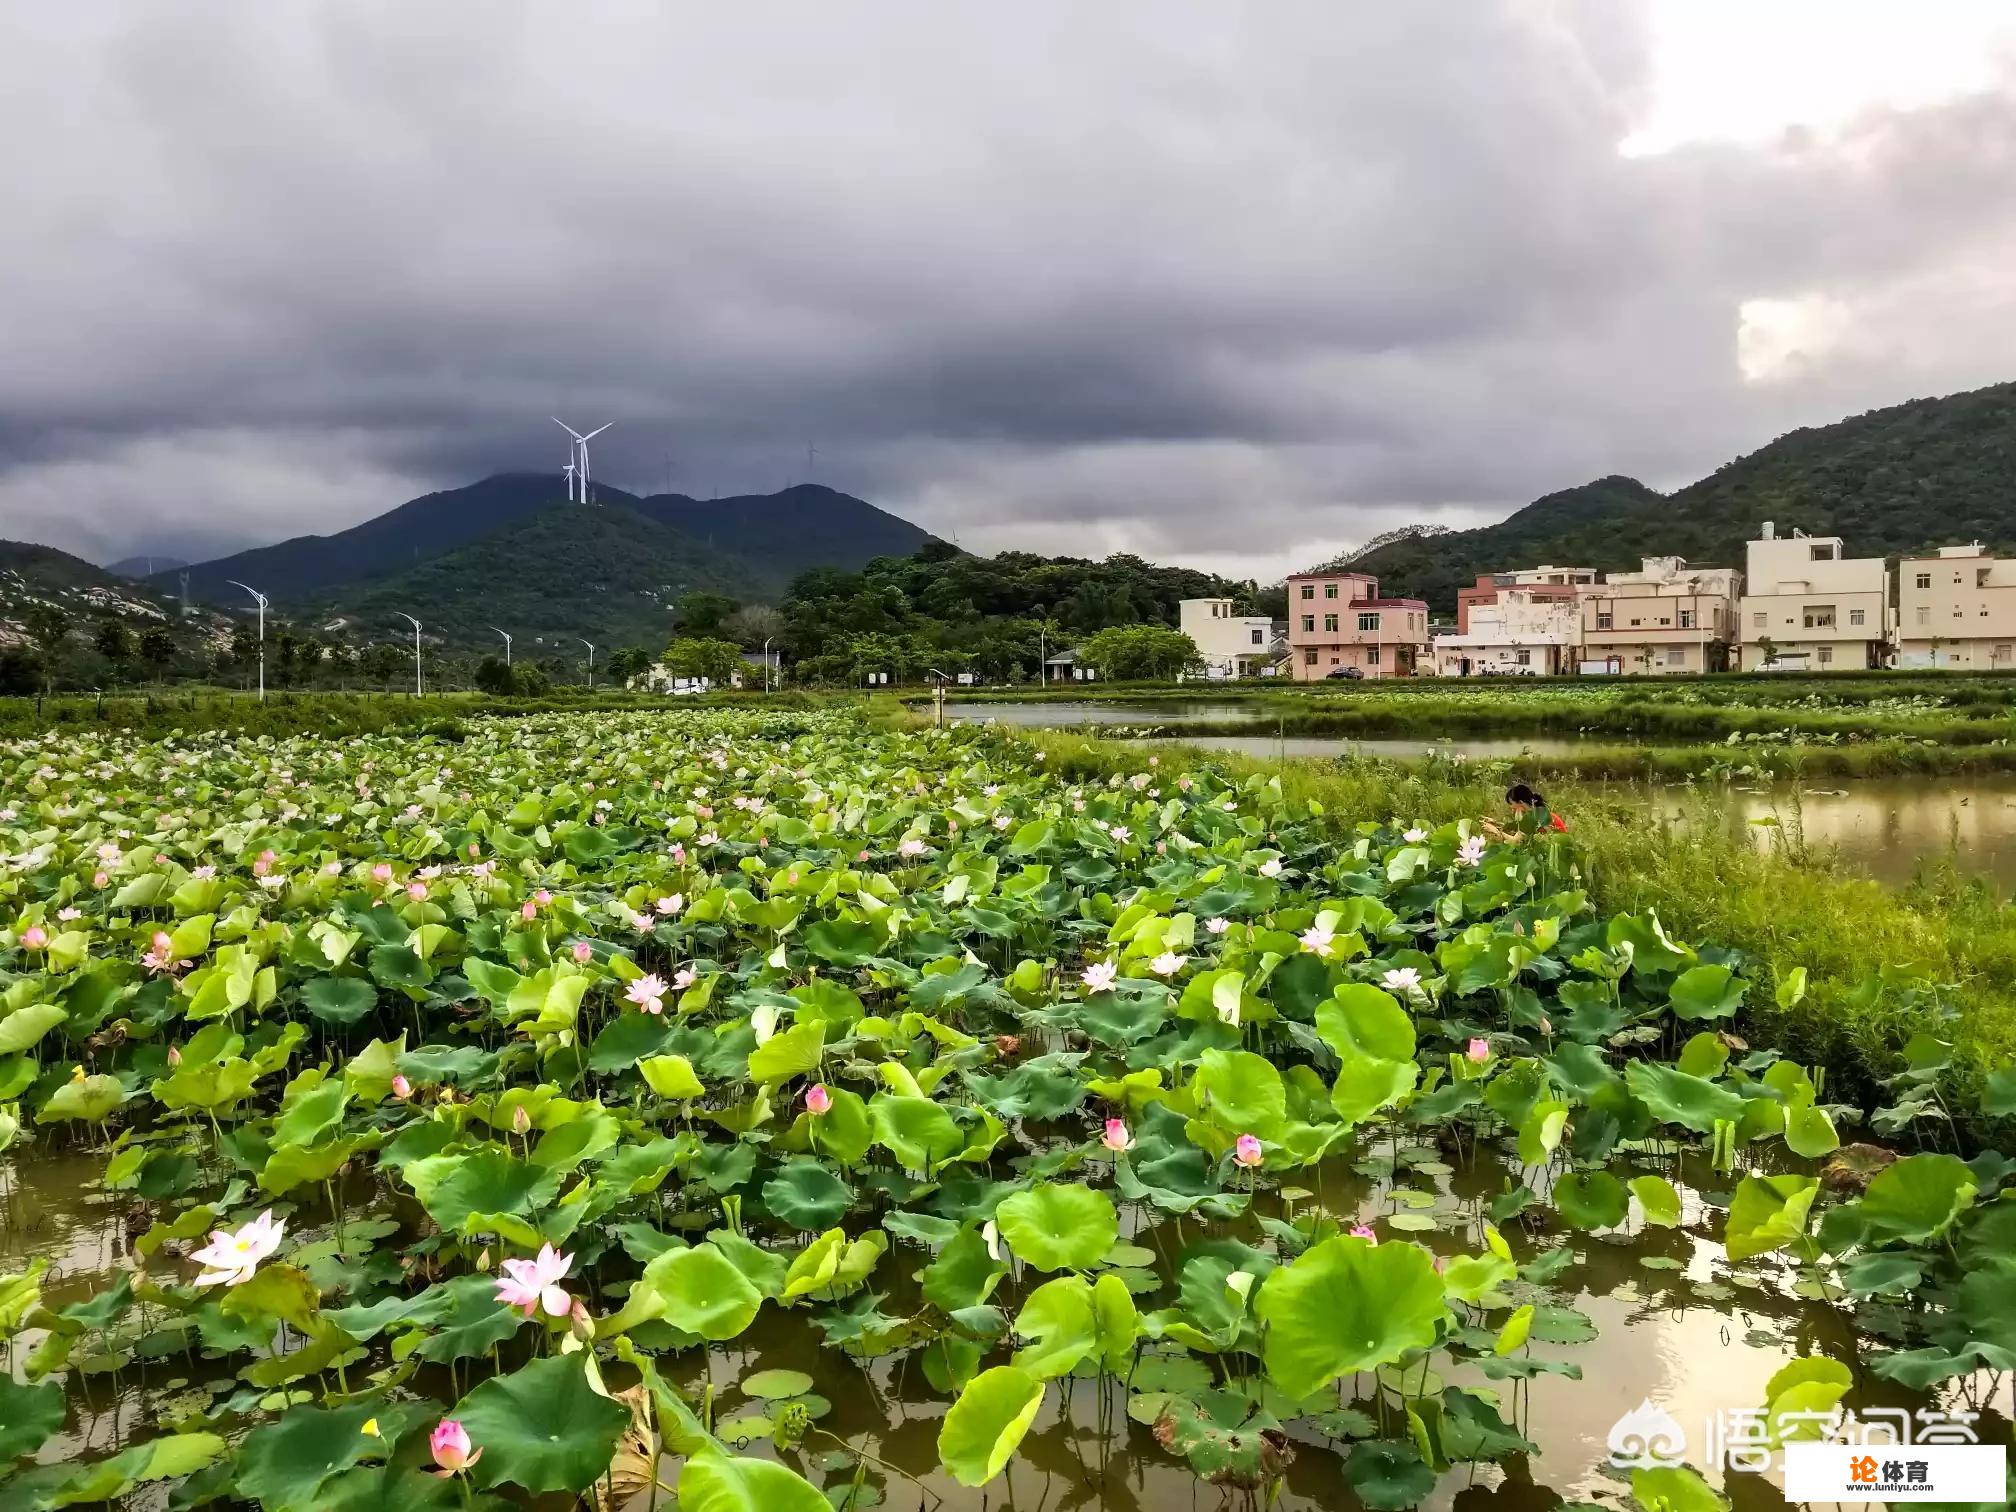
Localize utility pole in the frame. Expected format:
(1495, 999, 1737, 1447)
(580, 638, 596, 691)
(762, 635, 774, 693)
(396, 613, 422, 695)
(227, 581, 268, 699)
(487, 626, 512, 666)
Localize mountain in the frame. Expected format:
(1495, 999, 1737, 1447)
(159, 475, 935, 607)
(297, 501, 761, 652)
(106, 554, 189, 579)
(630, 484, 935, 591)
(1, 541, 228, 653)
(1355, 381, 2016, 611)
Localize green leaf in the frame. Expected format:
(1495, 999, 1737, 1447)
(922, 1225, 1008, 1312)
(235, 1402, 381, 1509)
(222, 1263, 321, 1329)
(747, 1021, 823, 1085)
(1630, 1463, 1729, 1512)
(1625, 1061, 1743, 1134)
(1857, 1153, 1977, 1243)
(453, 1354, 631, 1494)
(1553, 1171, 1628, 1231)
(1724, 1174, 1819, 1262)
(741, 1368, 815, 1400)
(1668, 963, 1745, 1022)
(644, 1243, 763, 1340)
(1629, 1175, 1682, 1228)
(995, 1185, 1117, 1272)
(1344, 1438, 1438, 1510)
(1011, 1275, 1097, 1378)
(0, 1374, 64, 1460)
(677, 1449, 829, 1512)
(37, 1072, 123, 1124)
(870, 1094, 964, 1175)
(762, 1160, 853, 1230)
(300, 976, 377, 1026)
(1191, 1048, 1285, 1137)
(638, 1054, 704, 1100)
(937, 1365, 1045, 1487)
(0, 1004, 67, 1055)
(1255, 1235, 1450, 1398)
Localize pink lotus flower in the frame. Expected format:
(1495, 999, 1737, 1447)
(1299, 924, 1335, 958)
(1404, 827, 1428, 843)
(19, 926, 46, 950)
(1457, 835, 1487, 868)
(1350, 1223, 1378, 1242)
(493, 1243, 575, 1318)
(1233, 1134, 1264, 1168)
(520, 900, 537, 921)
(654, 894, 684, 916)
(671, 966, 696, 990)
(371, 863, 392, 884)
(534, 889, 553, 907)
(1102, 1119, 1132, 1152)
(92, 871, 109, 888)
(142, 930, 176, 974)
(429, 1418, 482, 1475)
(406, 881, 428, 902)
(391, 1074, 413, 1099)
(1466, 1037, 1491, 1063)
(898, 837, 926, 858)
(806, 1084, 832, 1116)
(1081, 960, 1118, 994)
(571, 941, 592, 964)
(190, 1210, 286, 1287)
(191, 865, 217, 880)
(1108, 825, 1131, 845)
(626, 973, 668, 1015)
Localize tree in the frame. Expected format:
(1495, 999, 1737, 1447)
(363, 643, 406, 687)
(606, 646, 652, 685)
(94, 619, 132, 668)
(1755, 635, 1777, 671)
(474, 656, 516, 695)
(138, 626, 175, 683)
(1078, 625, 1201, 681)
(674, 592, 740, 638)
(662, 636, 745, 685)
(26, 605, 71, 693)
(722, 604, 783, 648)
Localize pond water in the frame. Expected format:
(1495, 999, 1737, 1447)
(6, 1129, 1999, 1511)
(945, 700, 1260, 726)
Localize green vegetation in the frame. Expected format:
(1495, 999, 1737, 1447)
(782, 540, 1259, 683)
(1356, 380, 2016, 611)
(1, 707, 2009, 1508)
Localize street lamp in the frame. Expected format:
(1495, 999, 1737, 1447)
(394, 613, 422, 696)
(486, 626, 512, 667)
(579, 638, 595, 691)
(762, 635, 774, 693)
(928, 667, 952, 729)
(226, 580, 268, 699)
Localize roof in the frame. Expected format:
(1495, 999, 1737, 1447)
(1284, 568, 1378, 582)
(1356, 597, 1428, 609)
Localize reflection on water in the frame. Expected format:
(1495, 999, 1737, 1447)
(8, 1127, 1998, 1511)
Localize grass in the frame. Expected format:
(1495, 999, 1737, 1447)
(1020, 726, 2016, 1141)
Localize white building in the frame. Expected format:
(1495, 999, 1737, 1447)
(1897, 544, 2016, 669)
(1738, 523, 1891, 671)
(1579, 557, 1742, 675)
(1431, 587, 1584, 676)
(1179, 598, 1279, 678)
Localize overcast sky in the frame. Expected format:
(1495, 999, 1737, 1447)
(5, 1, 2016, 580)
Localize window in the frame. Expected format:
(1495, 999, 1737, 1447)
(1299, 614, 1314, 632)
(1356, 612, 1380, 632)
(1303, 649, 1316, 666)
(1668, 648, 1687, 668)
(1849, 608, 1865, 627)
(1366, 646, 1380, 664)
(1980, 568, 1993, 588)
(1753, 611, 1767, 628)
(1299, 584, 1314, 600)
(1817, 646, 1833, 665)
(1324, 583, 1339, 599)
(1514, 649, 1530, 666)
(1657, 617, 1671, 626)
(1916, 606, 1930, 626)
(1329, 656, 1340, 666)
(1915, 572, 1931, 589)
(1323, 613, 1339, 633)
(1596, 612, 1613, 630)
(1250, 628, 1264, 645)
(1810, 544, 1836, 561)
(1679, 610, 1694, 629)
(1803, 605, 1836, 629)
(1628, 617, 1641, 627)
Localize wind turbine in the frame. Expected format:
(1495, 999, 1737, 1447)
(551, 418, 613, 504)
(562, 457, 578, 502)
(226, 580, 268, 700)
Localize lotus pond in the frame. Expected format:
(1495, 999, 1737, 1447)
(1, 710, 2010, 1511)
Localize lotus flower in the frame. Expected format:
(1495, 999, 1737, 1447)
(18, 926, 46, 950)
(1204, 916, 1229, 935)
(898, 837, 927, 858)
(1466, 1037, 1491, 1063)
(1457, 835, 1487, 867)
(654, 893, 684, 916)
(190, 1210, 286, 1287)
(672, 965, 696, 991)
(429, 1418, 482, 1475)
(1108, 825, 1131, 845)
(1350, 1223, 1378, 1242)
(1299, 924, 1334, 958)
(626, 973, 668, 1015)
(141, 930, 176, 974)
(371, 863, 392, 884)
(406, 880, 428, 901)
(1081, 960, 1118, 994)
(1258, 858, 1282, 878)
(1233, 1134, 1264, 1168)
(806, 1083, 832, 1116)
(391, 1074, 412, 1099)
(571, 940, 592, 964)
(981, 1219, 1003, 1262)
(1149, 951, 1187, 977)
(1102, 1119, 1132, 1152)
(1404, 827, 1427, 843)
(493, 1242, 575, 1318)
(1382, 966, 1422, 994)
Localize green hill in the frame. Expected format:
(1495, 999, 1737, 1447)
(1, 541, 228, 652)
(1356, 381, 2016, 611)
(296, 501, 761, 652)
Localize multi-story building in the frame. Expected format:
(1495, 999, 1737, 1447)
(1455, 565, 1601, 633)
(1738, 523, 1890, 671)
(1579, 556, 1741, 675)
(1284, 571, 1429, 680)
(1431, 588, 1584, 675)
(1177, 598, 1281, 678)
(1897, 545, 2016, 669)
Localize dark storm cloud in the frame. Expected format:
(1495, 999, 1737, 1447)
(3, 1, 2015, 576)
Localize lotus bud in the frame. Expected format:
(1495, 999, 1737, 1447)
(167, 1046, 182, 1067)
(19, 926, 46, 950)
(805, 1084, 832, 1116)
(429, 1419, 481, 1475)
(391, 1074, 412, 1099)
(512, 1105, 531, 1136)
(1234, 1133, 1264, 1168)
(1466, 1038, 1491, 1063)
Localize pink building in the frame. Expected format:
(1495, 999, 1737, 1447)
(1284, 571, 1429, 679)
